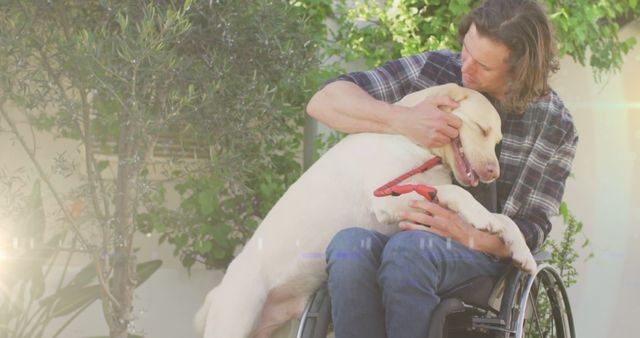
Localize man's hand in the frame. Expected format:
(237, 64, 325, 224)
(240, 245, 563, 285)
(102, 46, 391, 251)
(390, 96, 462, 148)
(398, 199, 512, 259)
(398, 199, 477, 249)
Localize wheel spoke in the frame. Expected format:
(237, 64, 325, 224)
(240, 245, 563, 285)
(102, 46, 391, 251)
(528, 281, 544, 336)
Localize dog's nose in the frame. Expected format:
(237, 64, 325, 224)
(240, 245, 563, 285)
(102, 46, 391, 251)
(485, 163, 500, 180)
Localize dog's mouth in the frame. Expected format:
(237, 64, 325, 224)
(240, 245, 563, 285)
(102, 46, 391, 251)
(451, 137, 479, 187)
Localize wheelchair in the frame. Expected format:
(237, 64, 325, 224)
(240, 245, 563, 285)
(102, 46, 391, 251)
(290, 250, 574, 338)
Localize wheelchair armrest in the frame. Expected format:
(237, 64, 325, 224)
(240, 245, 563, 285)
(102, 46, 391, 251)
(533, 251, 552, 263)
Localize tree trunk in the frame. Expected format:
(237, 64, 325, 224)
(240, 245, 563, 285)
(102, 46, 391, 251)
(109, 112, 139, 338)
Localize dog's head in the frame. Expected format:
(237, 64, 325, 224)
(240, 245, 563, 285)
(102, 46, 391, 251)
(431, 84, 502, 187)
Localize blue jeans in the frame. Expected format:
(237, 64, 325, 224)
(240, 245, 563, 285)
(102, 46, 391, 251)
(325, 227, 508, 338)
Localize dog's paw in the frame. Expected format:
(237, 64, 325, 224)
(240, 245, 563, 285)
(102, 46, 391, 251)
(492, 214, 537, 273)
(435, 185, 501, 233)
(512, 245, 537, 273)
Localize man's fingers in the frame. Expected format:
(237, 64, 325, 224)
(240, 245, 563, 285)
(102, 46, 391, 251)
(398, 221, 448, 238)
(439, 125, 460, 139)
(400, 209, 450, 231)
(428, 97, 463, 129)
(398, 221, 427, 231)
(410, 200, 456, 220)
(430, 96, 460, 109)
(443, 113, 463, 129)
(401, 210, 436, 226)
(427, 133, 450, 148)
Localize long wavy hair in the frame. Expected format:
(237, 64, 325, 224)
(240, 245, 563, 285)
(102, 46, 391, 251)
(459, 0, 559, 112)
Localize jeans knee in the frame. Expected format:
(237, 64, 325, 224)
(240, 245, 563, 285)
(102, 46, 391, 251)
(381, 230, 445, 265)
(325, 227, 388, 273)
(326, 228, 386, 257)
(378, 231, 444, 292)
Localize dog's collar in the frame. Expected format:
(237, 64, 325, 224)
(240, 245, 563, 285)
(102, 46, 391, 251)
(373, 157, 442, 202)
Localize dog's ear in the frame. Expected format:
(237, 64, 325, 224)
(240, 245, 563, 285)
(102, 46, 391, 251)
(433, 83, 469, 113)
(395, 83, 471, 109)
(440, 83, 469, 103)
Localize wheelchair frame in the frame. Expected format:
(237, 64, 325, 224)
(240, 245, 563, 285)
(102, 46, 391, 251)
(293, 251, 575, 338)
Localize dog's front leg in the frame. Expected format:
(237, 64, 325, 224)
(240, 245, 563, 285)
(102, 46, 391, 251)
(434, 185, 537, 272)
(434, 185, 499, 233)
(489, 213, 537, 272)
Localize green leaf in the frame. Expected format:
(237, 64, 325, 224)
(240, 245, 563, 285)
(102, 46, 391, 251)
(196, 240, 213, 254)
(559, 201, 569, 224)
(50, 285, 101, 318)
(245, 218, 258, 230)
(40, 263, 96, 306)
(42, 260, 161, 312)
(28, 113, 56, 131)
(135, 260, 162, 287)
(96, 160, 109, 173)
(198, 191, 218, 216)
(181, 255, 195, 268)
(29, 268, 46, 300)
(211, 225, 230, 240)
(153, 222, 167, 232)
(212, 247, 226, 259)
(66, 262, 98, 288)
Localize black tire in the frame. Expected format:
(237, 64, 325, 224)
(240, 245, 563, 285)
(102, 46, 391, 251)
(506, 265, 575, 338)
(296, 286, 332, 338)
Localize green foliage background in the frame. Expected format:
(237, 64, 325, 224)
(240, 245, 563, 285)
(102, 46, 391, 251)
(135, 0, 330, 269)
(324, 0, 638, 79)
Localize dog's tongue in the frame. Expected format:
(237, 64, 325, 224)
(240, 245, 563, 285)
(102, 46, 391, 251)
(458, 156, 479, 187)
(453, 138, 479, 187)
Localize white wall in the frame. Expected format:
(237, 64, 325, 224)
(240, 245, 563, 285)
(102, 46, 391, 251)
(550, 20, 640, 338)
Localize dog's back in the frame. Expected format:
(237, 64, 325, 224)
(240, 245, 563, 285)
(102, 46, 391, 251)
(196, 131, 450, 337)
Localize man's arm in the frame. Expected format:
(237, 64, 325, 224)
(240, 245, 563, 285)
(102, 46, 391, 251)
(306, 80, 398, 135)
(306, 80, 462, 148)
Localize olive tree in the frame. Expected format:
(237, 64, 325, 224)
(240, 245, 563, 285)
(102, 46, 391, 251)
(0, 0, 322, 336)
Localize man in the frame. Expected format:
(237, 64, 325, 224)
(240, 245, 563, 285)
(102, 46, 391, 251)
(305, 0, 579, 337)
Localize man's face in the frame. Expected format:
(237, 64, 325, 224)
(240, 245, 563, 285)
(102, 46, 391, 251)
(461, 23, 512, 101)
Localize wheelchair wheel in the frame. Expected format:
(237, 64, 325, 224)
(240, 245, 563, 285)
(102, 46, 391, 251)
(295, 286, 332, 338)
(507, 264, 575, 338)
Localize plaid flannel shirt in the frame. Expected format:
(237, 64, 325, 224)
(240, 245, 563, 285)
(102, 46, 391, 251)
(325, 50, 578, 251)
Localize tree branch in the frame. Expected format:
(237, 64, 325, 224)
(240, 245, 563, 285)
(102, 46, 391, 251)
(0, 103, 121, 311)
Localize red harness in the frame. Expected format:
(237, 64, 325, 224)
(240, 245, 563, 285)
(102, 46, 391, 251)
(373, 157, 442, 203)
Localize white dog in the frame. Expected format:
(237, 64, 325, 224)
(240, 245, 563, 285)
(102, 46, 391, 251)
(195, 83, 536, 338)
